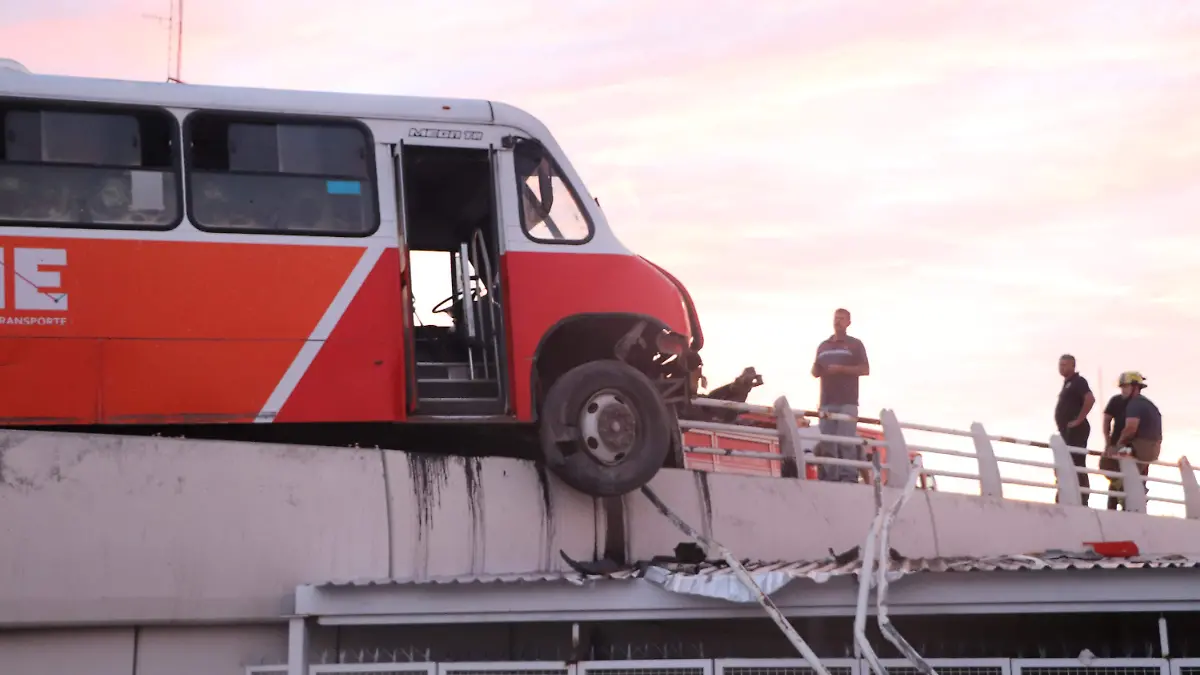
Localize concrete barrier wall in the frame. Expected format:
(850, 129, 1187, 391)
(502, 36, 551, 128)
(2, 428, 1198, 628)
(0, 628, 135, 675)
(0, 430, 599, 626)
(382, 452, 598, 580)
(627, 465, 1200, 561)
(0, 626, 289, 675)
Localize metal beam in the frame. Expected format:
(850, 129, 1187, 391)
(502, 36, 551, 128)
(286, 616, 308, 675)
(295, 567, 1200, 625)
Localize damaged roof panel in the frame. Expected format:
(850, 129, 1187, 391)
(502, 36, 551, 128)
(307, 552, 1200, 590)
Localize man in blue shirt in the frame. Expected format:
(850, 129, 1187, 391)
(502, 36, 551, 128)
(811, 308, 870, 482)
(1111, 371, 1162, 503)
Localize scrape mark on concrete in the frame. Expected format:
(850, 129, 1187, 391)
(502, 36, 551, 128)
(408, 453, 450, 537)
(407, 453, 449, 579)
(0, 434, 21, 488)
(0, 434, 46, 491)
(1088, 501, 1107, 544)
(380, 449, 395, 578)
(695, 471, 714, 542)
(921, 491, 941, 558)
(461, 456, 486, 572)
(535, 465, 556, 570)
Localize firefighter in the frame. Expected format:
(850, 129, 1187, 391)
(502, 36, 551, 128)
(1100, 387, 1130, 510)
(1107, 371, 1162, 507)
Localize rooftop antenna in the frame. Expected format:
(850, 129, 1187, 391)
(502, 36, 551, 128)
(173, 0, 184, 83)
(142, 0, 184, 83)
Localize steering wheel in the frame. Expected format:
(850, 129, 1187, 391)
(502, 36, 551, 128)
(431, 287, 481, 315)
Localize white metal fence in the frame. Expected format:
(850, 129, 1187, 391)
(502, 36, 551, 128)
(680, 397, 1200, 519)
(1169, 659, 1200, 675)
(580, 660, 714, 675)
(439, 663, 573, 675)
(868, 659, 1009, 675)
(716, 657, 861, 675)
(1010, 659, 1168, 675)
(308, 663, 435, 675)
(249, 657, 1186, 675)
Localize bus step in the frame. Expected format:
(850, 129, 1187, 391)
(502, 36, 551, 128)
(417, 378, 500, 401)
(413, 398, 507, 417)
(416, 361, 479, 380)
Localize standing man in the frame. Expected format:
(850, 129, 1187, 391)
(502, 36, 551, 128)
(811, 308, 869, 483)
(1100, 387, 1131, 510)
(1111, 371, 1162, 503)
(1054, 354, 1095, 501)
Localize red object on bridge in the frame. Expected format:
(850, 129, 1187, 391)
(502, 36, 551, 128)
(1084, 540, 1140, 558)
(683, 412, 932, 488)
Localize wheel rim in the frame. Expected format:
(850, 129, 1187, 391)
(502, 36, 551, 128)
(578, 389, 640, 466)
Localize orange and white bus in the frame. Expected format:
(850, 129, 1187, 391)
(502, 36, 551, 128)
(0, 61, 705, 497)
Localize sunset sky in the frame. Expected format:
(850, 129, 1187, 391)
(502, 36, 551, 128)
(4, 0, 1199, 506)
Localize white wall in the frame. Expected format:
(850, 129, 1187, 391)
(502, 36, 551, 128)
(0, 628, 135, 675)
(0, 625, 288, 675)
(0, 429, 599, 626)
(2, 428, 1198, 628)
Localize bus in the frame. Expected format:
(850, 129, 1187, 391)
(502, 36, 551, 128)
(0, 61, 705, 498)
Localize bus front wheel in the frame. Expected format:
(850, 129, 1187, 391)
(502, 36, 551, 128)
(538, 360, 672, 497)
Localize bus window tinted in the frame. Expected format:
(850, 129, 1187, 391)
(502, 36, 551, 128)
(0, 102, 180, 229)
(187, 114, 377, 237)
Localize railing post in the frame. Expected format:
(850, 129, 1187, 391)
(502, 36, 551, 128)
(1049, 434, 1082, 506)
(773, 396, 804, 479)
(879, 409, 910, 488)
(969, 422, 1004, 498)
(286, 616, 309, 675)
(1180, 457, 1200, 519)
(1118, 455, 1148, 513)
(671, 427, 689, 469)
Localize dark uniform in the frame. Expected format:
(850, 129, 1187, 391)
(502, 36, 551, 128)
(1107, 371, 1162, 509)
(1100, 394, 1129, 510)
(1055, 372, 1093, 494)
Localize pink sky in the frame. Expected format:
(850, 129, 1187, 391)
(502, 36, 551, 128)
(4, 0, 1200, 502)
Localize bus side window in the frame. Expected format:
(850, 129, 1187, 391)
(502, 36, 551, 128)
(512, 140, 592, 244)
(0, 102, 180, 229)
(185, 113, 379, 237)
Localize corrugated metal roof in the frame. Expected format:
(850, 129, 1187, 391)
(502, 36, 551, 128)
(311, 571, 585, 587)
(308, 552, 1200, 590)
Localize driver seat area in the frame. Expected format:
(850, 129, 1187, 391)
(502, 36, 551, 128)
(411, 235, 504, 417)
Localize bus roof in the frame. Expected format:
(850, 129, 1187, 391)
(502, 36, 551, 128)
(0, 60, 545, 132)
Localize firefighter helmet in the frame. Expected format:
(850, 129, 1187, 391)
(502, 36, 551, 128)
(1117, 371, 1147, 388)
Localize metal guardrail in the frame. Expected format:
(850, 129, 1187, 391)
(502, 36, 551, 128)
(679, 397, 1200, 519)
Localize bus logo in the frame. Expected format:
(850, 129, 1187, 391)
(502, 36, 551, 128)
(409, 127, 484, 141)
(0, 247, 69, 325)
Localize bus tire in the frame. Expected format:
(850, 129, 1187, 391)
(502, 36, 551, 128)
(538, 359, 672, 497)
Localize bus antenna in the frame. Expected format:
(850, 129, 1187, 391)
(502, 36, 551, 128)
(172, 0, 184, 83)
(143, 0, 185, 83)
